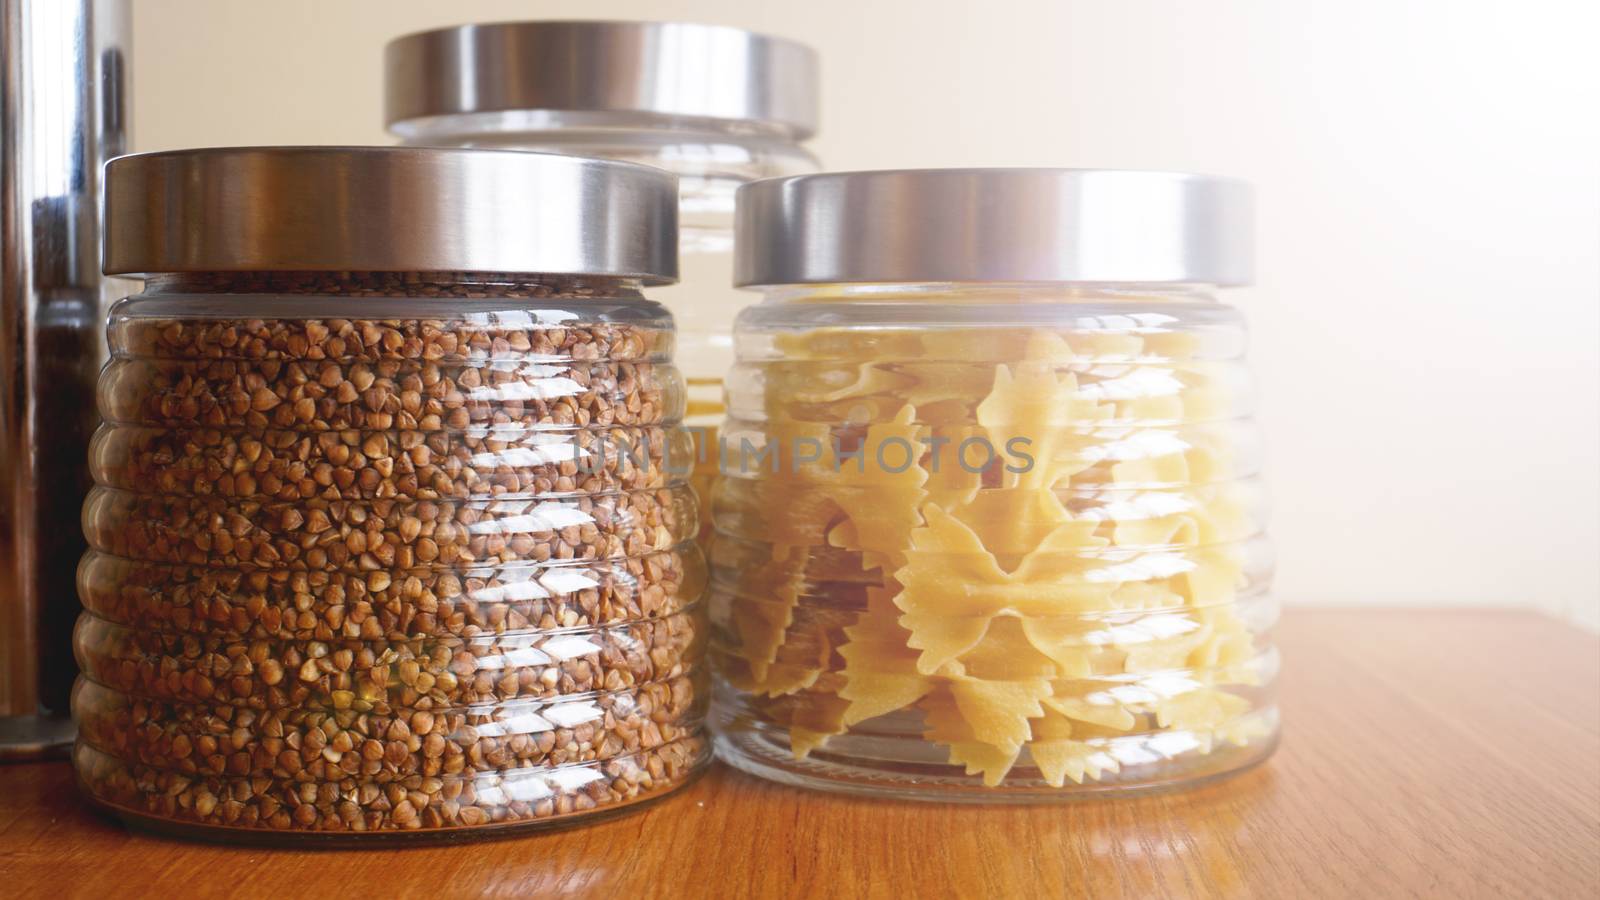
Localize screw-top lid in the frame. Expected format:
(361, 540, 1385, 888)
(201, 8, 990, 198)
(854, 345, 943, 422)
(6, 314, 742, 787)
(103, 146, 679, 282)
(385, 21, 820, 139)
(734, 169, 1253, 287)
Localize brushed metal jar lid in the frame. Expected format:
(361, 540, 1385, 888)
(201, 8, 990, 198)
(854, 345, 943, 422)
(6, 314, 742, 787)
(734, 169, 1253, 287)
(103, 146, 679, 283)
(385, 21, 820, 138)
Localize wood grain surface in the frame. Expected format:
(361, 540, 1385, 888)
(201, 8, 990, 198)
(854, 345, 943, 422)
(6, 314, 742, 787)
(1, 609, 1596, 899)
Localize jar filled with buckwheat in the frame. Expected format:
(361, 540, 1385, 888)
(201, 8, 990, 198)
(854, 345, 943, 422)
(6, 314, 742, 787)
(75, 147, 709, 842)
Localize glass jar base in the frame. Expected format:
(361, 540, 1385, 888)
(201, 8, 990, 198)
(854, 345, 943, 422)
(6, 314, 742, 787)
(78, 762, 710, 848)
(713, 703, 1279, 804)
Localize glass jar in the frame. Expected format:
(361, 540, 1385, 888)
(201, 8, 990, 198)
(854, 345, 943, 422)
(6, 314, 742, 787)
(77, 147, 709, 842)
(711, 169, 1277, 800)
(385, 20, 823, 544)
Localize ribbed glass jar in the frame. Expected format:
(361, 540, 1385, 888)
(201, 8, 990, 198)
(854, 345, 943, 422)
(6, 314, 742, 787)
(711, 170, 1276, 800)
(77, 148, 708, 841)
(77, 272, 709, 839)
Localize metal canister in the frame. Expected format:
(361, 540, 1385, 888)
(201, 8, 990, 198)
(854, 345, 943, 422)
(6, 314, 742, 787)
(0, 0, 129, 758)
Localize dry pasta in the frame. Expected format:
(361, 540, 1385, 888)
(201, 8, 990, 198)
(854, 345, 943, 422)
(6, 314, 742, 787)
(711, 315, 1276, 793)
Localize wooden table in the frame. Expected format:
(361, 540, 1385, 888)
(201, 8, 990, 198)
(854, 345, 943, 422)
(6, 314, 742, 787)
(1, 610, 1595, 898)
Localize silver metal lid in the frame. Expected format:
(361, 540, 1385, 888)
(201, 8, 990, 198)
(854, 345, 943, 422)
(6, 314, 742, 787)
(734, 169, 1253, 287)
(385, 21, 820, 138)
(104, 146, 679, 282)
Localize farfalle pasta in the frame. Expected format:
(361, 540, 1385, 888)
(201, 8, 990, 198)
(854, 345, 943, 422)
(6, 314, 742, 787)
(713, 168, 1274, 799)
(710, 298, 1277, 794)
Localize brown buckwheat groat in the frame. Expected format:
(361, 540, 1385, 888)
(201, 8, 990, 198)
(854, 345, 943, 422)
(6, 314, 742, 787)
(119, 273, 674, 362)
(85, 486, 694, 569)
(76, 609, 705, 711)
(84, 266, 709, 836)
(75, 671, 706, 780)
(79, 548, 705, 640)
(76, 734, 708, 834)
(100, 355, 682, 433)
(91, 424, 692, 501)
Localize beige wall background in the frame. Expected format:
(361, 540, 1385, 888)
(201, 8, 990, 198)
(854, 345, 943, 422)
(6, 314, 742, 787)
(129, 0, 1600, 630)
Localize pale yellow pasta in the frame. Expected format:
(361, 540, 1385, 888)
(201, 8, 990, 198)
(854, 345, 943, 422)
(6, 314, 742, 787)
(715, 320, 1268, 788)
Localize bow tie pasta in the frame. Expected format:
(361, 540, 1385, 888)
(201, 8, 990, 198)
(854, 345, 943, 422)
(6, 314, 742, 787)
(711, 314, 1276, 794)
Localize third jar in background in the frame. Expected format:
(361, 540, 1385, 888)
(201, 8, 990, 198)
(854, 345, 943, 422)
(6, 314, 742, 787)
(711, 169, 1279, 800)
(385, 20, 823, 546)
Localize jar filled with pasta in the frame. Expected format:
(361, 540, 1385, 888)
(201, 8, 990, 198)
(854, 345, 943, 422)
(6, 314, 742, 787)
(385, 21, 823, 549)
(78, 147, 709, 841)
(711, 169, 1277, 799)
